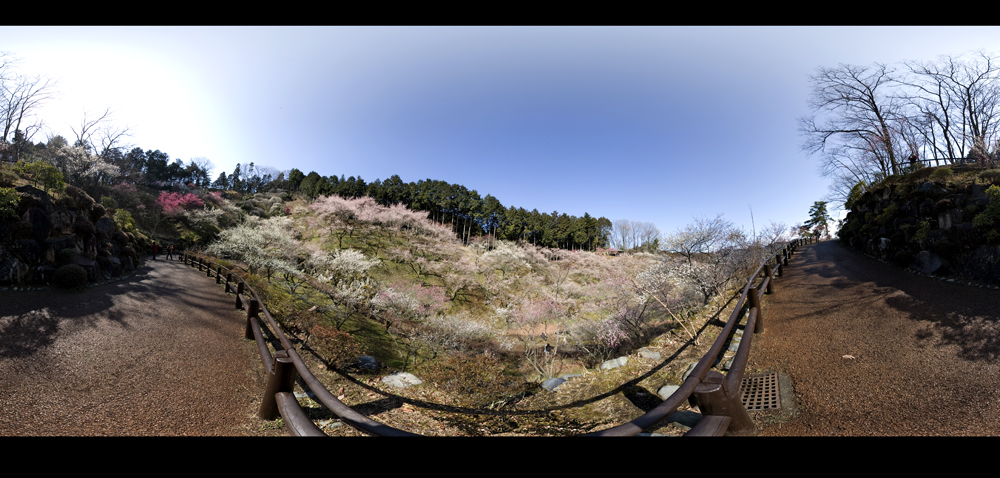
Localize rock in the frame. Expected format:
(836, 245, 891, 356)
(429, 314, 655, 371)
(638, 348, 661, 360)
(723, 358, 734, 370)
(0, 246, 28, 285)
(30, 264, 56, 285)
(963, 245, 1000, 284)
(541, 377, 566, 391)
(658, 384, 680, 399)
(682, 362, 699, 381)
(12, 239, 42, 265)
(106, 256, 123, 277)
(49, 207, 75, 236)
(600, 356, 628, 370)
(43, 237, 78, 263)
(14, 184, 50, 211)
(95, 217, 114, 236)
(910, 250, 952, 275)
(22, 207, 51, 243)
(352, 355, 378, 371)
(381, 372, 422, 389)
(71, 255, 101, 282)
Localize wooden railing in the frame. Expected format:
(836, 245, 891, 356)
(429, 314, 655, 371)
(179, 237, 814, 437)
(584, 236, 813, 436)
(178, 252, 419, 436)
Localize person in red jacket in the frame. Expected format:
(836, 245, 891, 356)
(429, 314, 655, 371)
(152, 241, 159, 260)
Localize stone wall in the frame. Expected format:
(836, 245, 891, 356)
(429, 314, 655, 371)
(0, 184, 143, 287)
(838, 177, 1000, 284)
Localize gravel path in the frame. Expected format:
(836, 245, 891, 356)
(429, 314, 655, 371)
(749, 240, 1000, 436)
(0, 257, 270, 436)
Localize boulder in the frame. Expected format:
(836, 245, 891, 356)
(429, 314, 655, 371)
(963, 245, 1000, 284)
(658, 384, 680, 400)
(910, 250, 953, 275)
(600, 356, 628, 370)
(30, 264, 57, 285)
(14, 184, 50, 212)
(11, 239, 42, 265)
(541, 377, 566, 391)
(49, 207, 75, 235)
(43, 237, 78, 264)
(638, 348, 661, 360)
(22, 207, 50, 243)
(381, 372, 422, 389)
(105, 256, 123, 277)
(352, 355, 378, 371)
(71, 255, 101, 282)
(95, 217, 114, 236)
(0, 246, 28, 285)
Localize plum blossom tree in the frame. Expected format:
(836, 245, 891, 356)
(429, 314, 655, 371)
(206, 216, 300, 279)
(156, 191, 204, 215)
(304, 247, 381, 329)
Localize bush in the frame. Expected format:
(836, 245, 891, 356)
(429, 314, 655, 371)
(56, 248, 77, 267)
(100, 196, 118, 210)
(64, 184, 95, 211)
(308, 324, 364, 370)
(978, 169, 1000, 185)
(113, 209, 137, 234)
(12, 160, 63, 192)
(0, 169, 18, 187)
(421, 352, 530, 409)
(929, 167, 954, 183)
(973, 185, 1000, 244)
(54, 264, 88, 289)
(90, 203, 106, 222)
(0, 187, 18, 221)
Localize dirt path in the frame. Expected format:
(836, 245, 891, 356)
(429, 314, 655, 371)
(0, 257, 271, 436)
(748, 240, 1000, 436)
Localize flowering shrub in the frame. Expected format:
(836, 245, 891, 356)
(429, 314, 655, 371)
(156, 191, 205, 215)
(204, 191, 225, 206)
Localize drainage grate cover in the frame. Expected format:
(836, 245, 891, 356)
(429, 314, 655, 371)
(740, 372, 781, 410)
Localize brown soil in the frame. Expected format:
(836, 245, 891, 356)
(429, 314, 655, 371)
(748, 240, 1000, 436)
(0, 256, 276, 436)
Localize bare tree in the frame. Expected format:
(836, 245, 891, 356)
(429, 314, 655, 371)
(903, 51, 1000, 164)
(0, 53, 55, 162)
(662, 214, 733, 265)
(70, 107, 113, 154)
(800, 63, 908, 180)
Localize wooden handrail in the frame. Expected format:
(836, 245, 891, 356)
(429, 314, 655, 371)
(179, 252, 419, 436)
(585, 238, 806, 436)
(180, 238, 808, 437)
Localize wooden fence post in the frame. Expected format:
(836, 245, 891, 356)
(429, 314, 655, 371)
(259, 350, 297, 420)
(236, 282, 245, 309)
(749, 286, 763, 334)
(216, 266, 223, 284)
(763, 265, 773, 294)
(246, 299, 260, 339)
(692, 370, 757, 436)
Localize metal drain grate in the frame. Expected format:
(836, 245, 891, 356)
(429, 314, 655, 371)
(740, 373, 781, 410)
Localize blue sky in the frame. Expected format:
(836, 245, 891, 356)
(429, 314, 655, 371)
(4, 26, 1000, 237)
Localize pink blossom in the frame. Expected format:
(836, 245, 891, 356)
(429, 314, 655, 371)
(156, 191, 205, 215)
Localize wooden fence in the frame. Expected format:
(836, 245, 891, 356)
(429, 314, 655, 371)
(179, 237, 813, 436)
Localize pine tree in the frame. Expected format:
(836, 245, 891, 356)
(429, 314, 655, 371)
(806, 201, 831, 238)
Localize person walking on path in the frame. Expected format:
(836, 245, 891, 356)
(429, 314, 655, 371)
(166, 244, 174, 261)
(151, 241, 159, 260)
